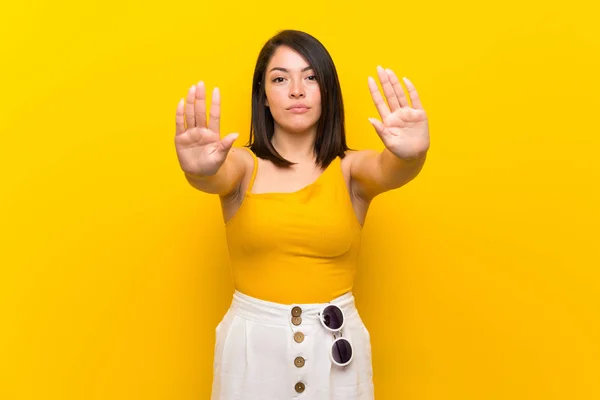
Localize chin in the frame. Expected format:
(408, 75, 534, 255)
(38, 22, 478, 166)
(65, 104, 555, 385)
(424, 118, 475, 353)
(284, 123, 318, 134)
(274, 118, 319, 134)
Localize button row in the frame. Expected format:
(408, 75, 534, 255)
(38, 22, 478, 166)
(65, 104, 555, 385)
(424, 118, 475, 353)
(292, 306, 305, 394)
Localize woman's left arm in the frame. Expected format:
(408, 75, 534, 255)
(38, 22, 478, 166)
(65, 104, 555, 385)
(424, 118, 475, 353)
(350, 66, 431, 201)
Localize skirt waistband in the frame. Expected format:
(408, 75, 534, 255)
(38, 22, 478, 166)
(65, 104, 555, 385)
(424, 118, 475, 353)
(230, 290, 358, 326)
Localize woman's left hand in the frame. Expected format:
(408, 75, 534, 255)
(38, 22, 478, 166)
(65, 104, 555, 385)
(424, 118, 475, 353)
(367, 66, 430, 161)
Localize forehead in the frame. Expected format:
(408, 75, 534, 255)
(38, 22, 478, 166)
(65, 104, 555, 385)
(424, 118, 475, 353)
(267, 46, 311, 71)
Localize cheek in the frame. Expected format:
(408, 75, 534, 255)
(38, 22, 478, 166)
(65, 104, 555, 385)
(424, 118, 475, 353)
(266, 88, 286, 107)
(311, 86, 321, 101)
(311, 90, 322, 112)
(312, 89, 322, 108)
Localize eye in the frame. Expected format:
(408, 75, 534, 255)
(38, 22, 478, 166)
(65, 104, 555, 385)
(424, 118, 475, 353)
(307, 75, 317, 81)
(272, 77, 285, 83)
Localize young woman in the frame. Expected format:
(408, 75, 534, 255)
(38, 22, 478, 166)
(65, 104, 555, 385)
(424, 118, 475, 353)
(174, 29, 430, 399)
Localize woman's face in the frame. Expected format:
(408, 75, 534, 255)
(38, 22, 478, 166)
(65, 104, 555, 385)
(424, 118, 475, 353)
(264, 46, 322, 134)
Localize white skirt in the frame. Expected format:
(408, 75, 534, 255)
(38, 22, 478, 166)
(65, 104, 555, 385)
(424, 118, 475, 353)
(211, 290, 375, 399)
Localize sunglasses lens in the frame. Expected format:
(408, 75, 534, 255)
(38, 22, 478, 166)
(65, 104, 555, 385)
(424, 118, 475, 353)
(331, 338, 353, 365)
(322, 305, 344, 330)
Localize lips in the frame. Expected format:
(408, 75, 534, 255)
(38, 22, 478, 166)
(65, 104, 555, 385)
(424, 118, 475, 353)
(287, 104, 310, 110)
(288, 106, 310, 114)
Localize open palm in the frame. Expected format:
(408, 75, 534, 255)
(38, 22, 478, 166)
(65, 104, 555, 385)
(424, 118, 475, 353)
(175, 81, 238, 177)
(367, 66, 430, 160)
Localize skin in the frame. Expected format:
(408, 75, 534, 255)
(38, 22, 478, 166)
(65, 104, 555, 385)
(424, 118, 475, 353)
(264, 46, 322, 161)
(174, 45, 430, 227)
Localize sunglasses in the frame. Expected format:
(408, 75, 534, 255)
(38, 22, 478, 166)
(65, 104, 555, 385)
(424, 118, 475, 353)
(317, 304, 354, 367)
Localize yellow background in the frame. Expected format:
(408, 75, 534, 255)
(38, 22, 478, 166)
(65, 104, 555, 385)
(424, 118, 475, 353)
(1, 0, 599, 398)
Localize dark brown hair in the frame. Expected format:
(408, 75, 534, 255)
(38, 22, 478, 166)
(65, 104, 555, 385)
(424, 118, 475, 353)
(246, 29, 351, 168)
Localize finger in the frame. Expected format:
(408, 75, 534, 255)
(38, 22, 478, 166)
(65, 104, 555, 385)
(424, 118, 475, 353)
(368, 76, 390, 120)
(208, 87, 221, 135)
(377, 66, 401, 112)
(175, 98, 185, 135)
(386, 69, 409, 108)
(402, 77, 423, 110)
(184, 85, 196, 129)
(194, 81, 207, 129)
(219, 132, 239, 153)
(368, 117, 387, 137)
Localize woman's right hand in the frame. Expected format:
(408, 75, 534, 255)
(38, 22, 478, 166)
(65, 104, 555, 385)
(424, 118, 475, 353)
(174, 81, 239, 177)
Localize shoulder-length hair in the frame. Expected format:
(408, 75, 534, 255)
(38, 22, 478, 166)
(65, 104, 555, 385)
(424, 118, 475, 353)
(246, 29, 351, 168)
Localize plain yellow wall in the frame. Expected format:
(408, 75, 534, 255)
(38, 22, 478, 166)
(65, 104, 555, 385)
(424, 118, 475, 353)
(1, 0, 599, 399)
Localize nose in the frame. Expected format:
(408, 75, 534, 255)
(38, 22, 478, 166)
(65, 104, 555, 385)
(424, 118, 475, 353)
(289, 80, 305, 99)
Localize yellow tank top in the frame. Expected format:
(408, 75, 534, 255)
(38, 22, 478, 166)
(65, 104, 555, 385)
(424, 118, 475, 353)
(225, 147, 363, 304)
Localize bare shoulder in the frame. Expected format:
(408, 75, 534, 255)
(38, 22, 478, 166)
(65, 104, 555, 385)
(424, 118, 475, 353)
(340, 150, 354, 179)
(230, 146, 255, 172)
(340, 149, 359, 171)
(341, 149, 370, 198)
(342, 149, 382, 203)
(224, 146, 255, 198)
(341, 149, 379, 175)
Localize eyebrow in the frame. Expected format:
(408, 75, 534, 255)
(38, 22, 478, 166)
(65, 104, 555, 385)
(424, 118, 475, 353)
(268, 66, 314, 73)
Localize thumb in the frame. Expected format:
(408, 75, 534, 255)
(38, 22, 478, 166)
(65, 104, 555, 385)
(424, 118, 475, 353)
(368, 118, 386, 136)
(219, 132, 239, 153)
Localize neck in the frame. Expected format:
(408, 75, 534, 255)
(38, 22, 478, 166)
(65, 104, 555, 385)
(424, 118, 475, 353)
(271, 124, 317, 164)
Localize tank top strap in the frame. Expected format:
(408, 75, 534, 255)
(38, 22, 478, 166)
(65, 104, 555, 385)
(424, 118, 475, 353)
(323, 156, 356, 204)
(243, 146, 258, 194)
(321, 156, 343, 184)
(241, 149, 342, 195)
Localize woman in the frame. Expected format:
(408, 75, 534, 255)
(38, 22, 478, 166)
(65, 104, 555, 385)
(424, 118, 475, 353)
(174, 29, 430, 399)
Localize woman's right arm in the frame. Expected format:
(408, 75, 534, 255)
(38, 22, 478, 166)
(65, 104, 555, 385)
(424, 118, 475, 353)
(183, 148, 247, 196)
(174, 81, 246, 196)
